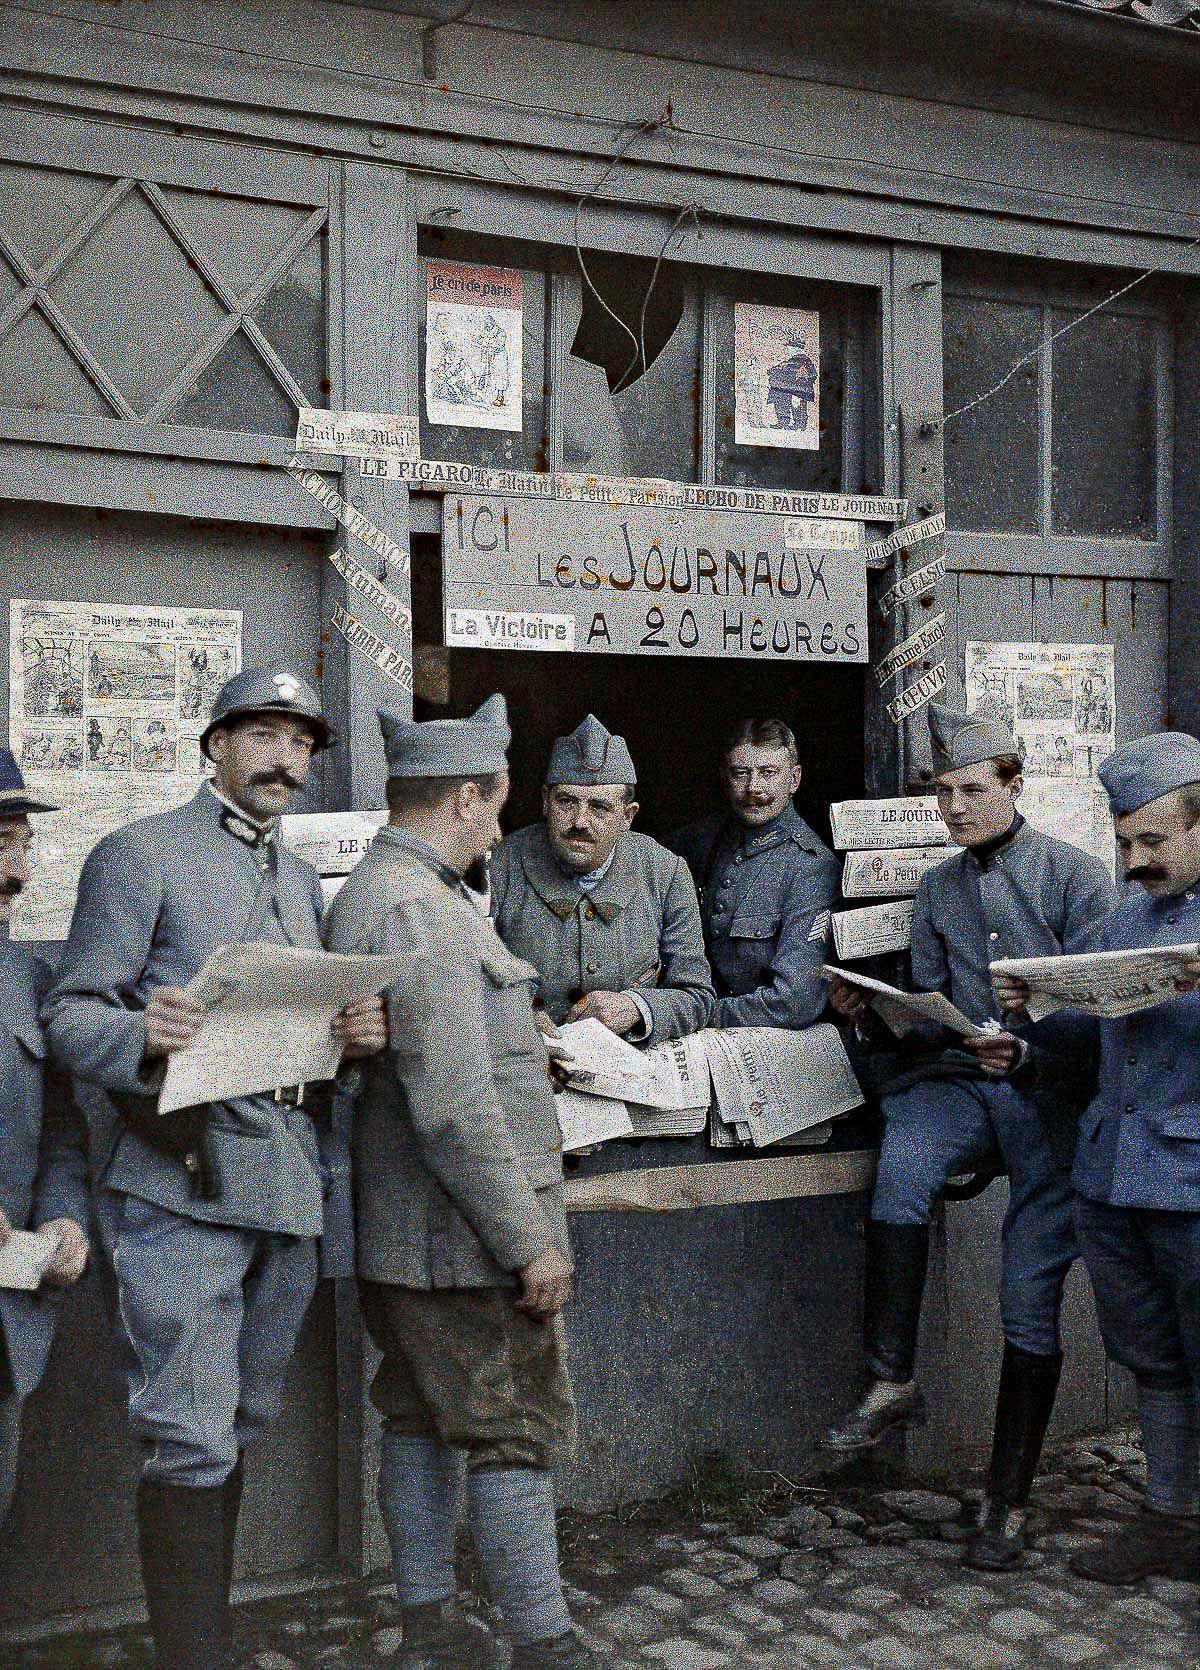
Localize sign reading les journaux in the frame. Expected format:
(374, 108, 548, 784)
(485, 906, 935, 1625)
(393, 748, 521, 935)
(442, 495, 868, 662)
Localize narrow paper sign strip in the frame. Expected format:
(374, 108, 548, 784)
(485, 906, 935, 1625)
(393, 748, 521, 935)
(879, 555, 945, 619)
(331, 602, 413, 691)
(296, 408, 419, 462)
(886, 660, 947, 723)
(563, 1151, 877, 1212)
(863, 511, 946, 567)
(327, 546, 411, 633)
(830, 797, 945, 851)
(831, 899, 915, 959)
(362, 456, 906, 523)
(784, 517, 862, 550)
(874, 612, 946, 688)
(288, 461, 410, 577)
(842, 846, 952, 898)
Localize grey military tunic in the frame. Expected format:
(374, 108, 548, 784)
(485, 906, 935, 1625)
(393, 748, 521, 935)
(0, 942, 89, 1404)
(44, 784, 330, 1240)
(326, 826, 571, 1289)
(489, 823, 714, 1039)
(670, 803, 839, 1030)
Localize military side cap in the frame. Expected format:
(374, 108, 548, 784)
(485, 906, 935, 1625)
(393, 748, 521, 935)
(380, 694, 510, 778)
(1098, 731, 1200, 817)
(545, 714, 636, 786)
(200, 666, 333, 758)
(0, 748, 57, 816)
(928, 700, 1021, 774)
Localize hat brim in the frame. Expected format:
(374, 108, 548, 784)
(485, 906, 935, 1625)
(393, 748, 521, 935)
(200, 705, 335, 759)
(0, 789, 59, 815)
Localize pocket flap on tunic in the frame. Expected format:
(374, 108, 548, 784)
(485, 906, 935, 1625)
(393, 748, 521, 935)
(482, 951, 539, 988)
(727, 913, 781, 942)
(1144, 1103, 1200, 1141)
(7, 1021, 46, 1060)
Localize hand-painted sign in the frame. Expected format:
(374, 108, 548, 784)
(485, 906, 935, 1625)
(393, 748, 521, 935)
(442, 494, 868, 664)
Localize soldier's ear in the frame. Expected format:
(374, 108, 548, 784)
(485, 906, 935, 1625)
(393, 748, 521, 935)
(623, 797, 640, 828)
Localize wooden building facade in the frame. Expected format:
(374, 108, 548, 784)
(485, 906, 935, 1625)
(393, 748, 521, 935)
(0, 0, 1197, 1637)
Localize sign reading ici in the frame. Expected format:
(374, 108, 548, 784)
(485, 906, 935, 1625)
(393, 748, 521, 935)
(442, 494, 869, 663)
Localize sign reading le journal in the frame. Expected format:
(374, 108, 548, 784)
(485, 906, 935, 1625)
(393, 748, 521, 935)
(442, 495, 868, 663)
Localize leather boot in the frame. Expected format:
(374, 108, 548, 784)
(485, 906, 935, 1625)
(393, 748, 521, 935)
(1069, 1510, 1200, 1585)
(964, 1344, 1062, 1572)
(510, 1630, 601, 1669)
(221, 1456, 245, 1658)
(823, 1222, 929, 1453)
(399, 1597, 498, 1667)
(136, 1478, 227, 1670)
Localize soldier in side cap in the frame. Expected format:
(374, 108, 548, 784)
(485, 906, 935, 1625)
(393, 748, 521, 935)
(825, 699, 1114, 1570)
(490, 714, 714, 1042)
(670, 717, 840, 1030)
(995, 732, 1200, 1590)
(0, 753, 90, 1530)
(326, 697, 598, 1670)
(44, 667, 386, 1670)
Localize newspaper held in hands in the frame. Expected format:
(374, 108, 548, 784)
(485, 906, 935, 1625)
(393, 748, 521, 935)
(160, 943, 410, 1114)
(706, 1024, 863, 1149)
(0, 1227, 60, 1291)
(821, 965, 988, 1040)
(552, 1019, 711, 1110)
(991, 942, 1200, 1022)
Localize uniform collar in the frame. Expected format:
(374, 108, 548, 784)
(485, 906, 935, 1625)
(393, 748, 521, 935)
(520, 823, 637, 921)
(967, 812, 1025, 870)
(374, 823, 466, 891)
(733, 801, 797, 853)
(205, 781, 277, 850)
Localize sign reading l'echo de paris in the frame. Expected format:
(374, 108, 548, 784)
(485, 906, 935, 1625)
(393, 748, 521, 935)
(441, 494, 868, 663)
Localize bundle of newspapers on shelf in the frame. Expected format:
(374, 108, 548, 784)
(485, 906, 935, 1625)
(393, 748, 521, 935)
(548, 1017, 865, 1154)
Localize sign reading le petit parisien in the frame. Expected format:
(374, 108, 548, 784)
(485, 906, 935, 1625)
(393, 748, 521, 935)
(442, 495, 869, 664)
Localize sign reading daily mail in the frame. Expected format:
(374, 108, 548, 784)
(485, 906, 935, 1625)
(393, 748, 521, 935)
(442, 494, 868, 664)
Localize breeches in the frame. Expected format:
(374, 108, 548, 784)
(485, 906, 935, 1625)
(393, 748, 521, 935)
(0, 1390, 21, 1526)
(360, 1281, 577, 1471)
(871, 1076, 1076, 1356)
(102, 1191, 318, 1487)
(1075, 1197, 1200, 1391)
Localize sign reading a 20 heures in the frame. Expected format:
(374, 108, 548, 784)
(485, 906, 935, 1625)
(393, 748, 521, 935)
(442, 494, 868, 664)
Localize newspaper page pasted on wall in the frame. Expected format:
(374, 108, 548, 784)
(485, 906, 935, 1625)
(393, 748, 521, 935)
(966, 640, 1116, 875)
(734, 304, 820, 451)
(425, 261, 523, 433)
(9, 600, 242, 939)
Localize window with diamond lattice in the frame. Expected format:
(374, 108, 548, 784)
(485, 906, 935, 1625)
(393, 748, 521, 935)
(0, 160, 327, 435)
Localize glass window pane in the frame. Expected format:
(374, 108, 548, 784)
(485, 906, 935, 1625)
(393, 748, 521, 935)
(713, 276, 852, 492)
(944, 295, 1041, 533)
(1051, 310, 1156, 538)
(418, 258, 547, 471)
(169, 330, 295, 435)
(254, 234, 326, 405)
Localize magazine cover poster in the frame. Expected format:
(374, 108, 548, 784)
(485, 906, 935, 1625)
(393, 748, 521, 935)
(734, 303, 820, 450)
(425, 261, 523, 432)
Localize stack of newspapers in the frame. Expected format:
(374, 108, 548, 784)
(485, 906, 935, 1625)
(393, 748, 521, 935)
(550, 1019, 864, 1154)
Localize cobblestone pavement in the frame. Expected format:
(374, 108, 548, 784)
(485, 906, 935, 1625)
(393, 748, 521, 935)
(9, 1428, 1198, 1668)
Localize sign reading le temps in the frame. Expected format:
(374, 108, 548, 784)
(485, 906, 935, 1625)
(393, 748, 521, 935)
(442, 495, 868, 664)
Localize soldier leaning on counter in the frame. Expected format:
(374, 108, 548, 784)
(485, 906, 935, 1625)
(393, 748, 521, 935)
(670, 717, 840, 1030)
(0, 752, 90, 1528)
(825, 701, 1114, 1572)
(490, 713, 714, 1040)
(995, 732, 1200, 1592)
(326, 696, 596, 1670)
(43, 668, 386, 1670)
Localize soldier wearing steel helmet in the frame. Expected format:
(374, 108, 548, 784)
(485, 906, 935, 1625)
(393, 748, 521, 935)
(44, 666, 386, 1670)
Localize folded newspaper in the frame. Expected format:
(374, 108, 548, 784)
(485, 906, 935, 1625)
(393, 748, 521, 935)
(552, 1019, 862, 1152)
(991, 942, 1200, 1022)
(820, 965, 988, 1039)
(161, 943, 411, 1113)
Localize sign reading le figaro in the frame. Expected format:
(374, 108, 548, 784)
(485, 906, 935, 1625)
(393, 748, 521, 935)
(441, 494, 869, 664)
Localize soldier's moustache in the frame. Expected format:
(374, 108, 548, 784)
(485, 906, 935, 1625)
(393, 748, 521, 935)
(252, 768, 302, 790)
(1127, 866, 1167, 882)
(0, 878, 22, 897)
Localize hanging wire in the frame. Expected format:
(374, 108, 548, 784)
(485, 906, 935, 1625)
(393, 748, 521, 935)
(611, 201, 703, 397)
(944, 238, 1200, 426)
